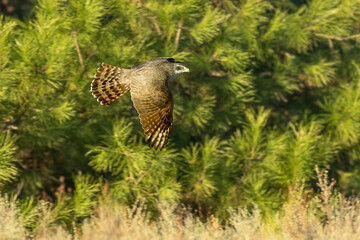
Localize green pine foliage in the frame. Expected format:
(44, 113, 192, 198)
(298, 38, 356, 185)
(1, 0, 360, 232)
(0, 132, 19, 185)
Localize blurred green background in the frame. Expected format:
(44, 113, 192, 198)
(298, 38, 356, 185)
(1, 0, 360, 227)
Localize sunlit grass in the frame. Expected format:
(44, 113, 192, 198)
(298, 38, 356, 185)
(1, 168, 359, 240)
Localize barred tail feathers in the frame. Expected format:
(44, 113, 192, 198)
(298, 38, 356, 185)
(91, 63, 131, 105)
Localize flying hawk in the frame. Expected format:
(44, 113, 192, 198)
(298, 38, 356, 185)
(91, 57, 190, 150)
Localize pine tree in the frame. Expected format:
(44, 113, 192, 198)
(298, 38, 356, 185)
(1, 0, 360, 229)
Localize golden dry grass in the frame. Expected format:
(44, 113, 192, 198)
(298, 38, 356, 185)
(0, 197, 25, 240)
(1, 169, 360, 240)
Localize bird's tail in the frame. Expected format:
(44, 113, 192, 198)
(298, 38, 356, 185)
(91, 63, 131, 105)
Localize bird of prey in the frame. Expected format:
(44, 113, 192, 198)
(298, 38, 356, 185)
(91, 57, 190, 150)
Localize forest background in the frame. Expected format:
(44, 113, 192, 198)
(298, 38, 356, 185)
(1, 0, 360, 238)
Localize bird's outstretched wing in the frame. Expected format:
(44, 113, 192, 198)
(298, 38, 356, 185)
(130, 71, 173, 150)
(91, 63, 131, 105)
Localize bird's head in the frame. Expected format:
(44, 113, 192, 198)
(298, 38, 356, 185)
(174, 63, 190, 74)
(142, 57, 190, 78)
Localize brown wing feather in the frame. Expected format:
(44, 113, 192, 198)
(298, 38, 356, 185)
(130, 70, 173, 150)
(91, 63, 131, 105)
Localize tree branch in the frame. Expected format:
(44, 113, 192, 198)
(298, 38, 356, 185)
(174, 19, 183, 52)
(314, 33, 360, 42)
(72, 31, 84, 69)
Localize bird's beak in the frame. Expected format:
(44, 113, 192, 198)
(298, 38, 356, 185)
(184, 66, 190, 73)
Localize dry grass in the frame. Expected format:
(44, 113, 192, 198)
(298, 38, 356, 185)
(1, 169, 360, 240)
(278, 168, 360, 240)
(0, 197, 25, 240)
